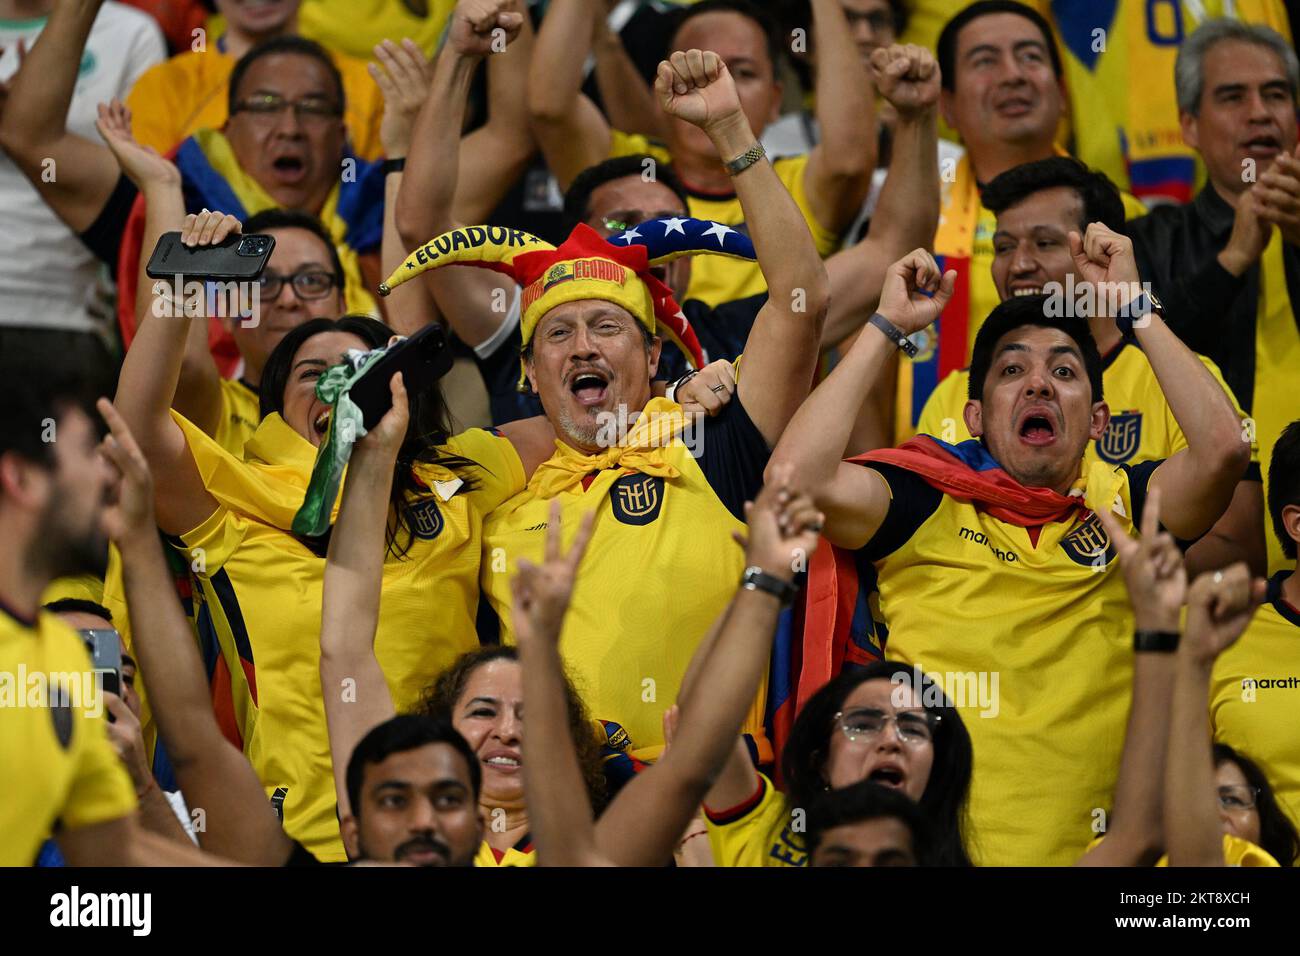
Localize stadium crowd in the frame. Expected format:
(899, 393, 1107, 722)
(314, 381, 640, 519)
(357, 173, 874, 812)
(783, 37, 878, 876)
(2, 0, 1300, 869)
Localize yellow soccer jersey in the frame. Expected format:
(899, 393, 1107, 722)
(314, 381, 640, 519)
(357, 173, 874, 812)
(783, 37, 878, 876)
(173, 411, 525, 861)
(1084, 833, 1279, 866)
(1253, 233, 1300, 576)
(125, 45, 386, 160)
(1210, 572, 1300, 840)
(298, 0, 456, 59)
(211, 377, 260, 458)
(705, 773, 806, 868)
(915, 341, 1258, 472)
(482, 399, 772, 762)
(857, 457, 1158, 865)
(608, 130, 839, 308)
(474, 836, 537, 867)
(0, 608, 136, 866)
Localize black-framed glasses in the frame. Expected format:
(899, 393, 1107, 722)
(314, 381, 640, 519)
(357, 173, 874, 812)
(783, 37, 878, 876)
(258, 270, 339, 301)
(833, 707, 940, 745)
(232, 93, 342, 123)
(1217, 785, 1261, 811)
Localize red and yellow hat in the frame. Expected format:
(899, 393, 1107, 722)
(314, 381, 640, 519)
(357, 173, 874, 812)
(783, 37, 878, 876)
(379, 218, 757, 385)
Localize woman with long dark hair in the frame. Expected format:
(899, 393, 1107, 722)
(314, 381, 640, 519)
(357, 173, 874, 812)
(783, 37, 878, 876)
(703, 659, 975, 867)
(115, 213, 560, 862)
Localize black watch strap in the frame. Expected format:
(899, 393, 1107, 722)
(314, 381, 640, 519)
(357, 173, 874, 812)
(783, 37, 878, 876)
(742, 566, 798, 606)
(1133, 629, 1180, 653)
(382, 157, 407, 175)
(868, 312, 919, 358)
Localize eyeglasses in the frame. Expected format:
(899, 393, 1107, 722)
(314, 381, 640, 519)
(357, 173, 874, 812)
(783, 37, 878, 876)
(259, 270, 339, 301)
(597, 211, 688, 235)
(833, 708, 940, 745)
(232, 94, 342, 123)
(845, 10, 895, 36)
(1217, 785, 1261, 811)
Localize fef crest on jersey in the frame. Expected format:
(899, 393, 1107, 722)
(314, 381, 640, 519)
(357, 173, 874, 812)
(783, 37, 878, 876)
(1060, 512, 1116, 568)
(1097, 411, 1142, 464)
(609, 474, 664, 526)
(410, 499, 444, 540)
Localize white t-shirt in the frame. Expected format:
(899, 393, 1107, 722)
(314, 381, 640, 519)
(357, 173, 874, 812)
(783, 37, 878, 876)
(0, 2, 165, 332)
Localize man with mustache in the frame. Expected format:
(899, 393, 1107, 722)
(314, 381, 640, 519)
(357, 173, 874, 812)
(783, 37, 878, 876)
(1128, 18, 1300, 577)
(773, 228, 1248, 864)
(342, 715, 484, 868)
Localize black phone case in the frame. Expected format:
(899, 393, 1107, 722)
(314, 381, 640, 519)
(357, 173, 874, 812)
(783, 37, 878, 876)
(349, 324, 455, 431)
(145, 231, 277, 280)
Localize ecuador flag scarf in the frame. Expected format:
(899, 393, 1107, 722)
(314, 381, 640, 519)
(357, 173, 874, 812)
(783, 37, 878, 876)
(776, 436, 1106, 763)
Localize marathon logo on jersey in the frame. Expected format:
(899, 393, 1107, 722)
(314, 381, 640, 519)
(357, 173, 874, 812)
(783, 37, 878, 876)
(1097, 412, 1142, 463)
(413, 225, 531, 268)
(1060, 512, 1116, 568)
(410, 499, 444, 540)
(610, 473, 663, 525)
(520, 258, 628, 314)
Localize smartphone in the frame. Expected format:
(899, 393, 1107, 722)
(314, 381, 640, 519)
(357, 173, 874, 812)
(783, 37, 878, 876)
(145, 231, 276, 281)
(80, 629, 122, 720)
(349, 323, 455, 430)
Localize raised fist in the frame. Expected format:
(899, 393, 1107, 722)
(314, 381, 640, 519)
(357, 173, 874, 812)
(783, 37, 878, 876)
(448, 0, 524, 58)
(870, 44, 940, 118)
(654, 49, 744, 133)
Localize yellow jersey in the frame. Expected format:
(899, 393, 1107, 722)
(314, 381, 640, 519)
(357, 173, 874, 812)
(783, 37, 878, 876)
(1253, 232, 1300, 576)
(298, 0, 456, 59)
(1210, 571, 1300, 844)
(172, 410, 525, 861)
(608, 130, 839, 309)
(481, 398, 772, 762)
(474, 836, 536, 867)
(0, 607, 137, 866)
(856, 457, 1157, 865)
(1084, 832, 1279, 866)
(125, 43, 386, 160)
(705, 773, 806, 868)
(212, 377, 261, 458)
(916, 339, 1258, 472)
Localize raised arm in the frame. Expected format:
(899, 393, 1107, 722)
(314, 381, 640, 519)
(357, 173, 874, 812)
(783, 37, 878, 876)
(396, 0, 524, 346)
(592, 11, 669, 141)
(319, 375, 410, 821)
(95, 398, 292, 865)
(655, 50, 828, 445)
(96, 100, 227, 438)
(456, 0, 537, 225)
(800, 0, 876, 238)
(0, 0, 121, 232)
(769, 250, 955, 548)
(821, 45, 940, 347)
(1071, 225, 1250, 540)
(111, 208, 225, 537)
(1166, 564, 1266, 866)
(1079, 492, 1183, 866)
(591, 471, 824, 866)
(371, 39, 441, 334)
(527, 0, 613, 189)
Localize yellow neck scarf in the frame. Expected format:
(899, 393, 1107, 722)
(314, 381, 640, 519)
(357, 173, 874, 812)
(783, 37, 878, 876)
(528, 398, 692, 499)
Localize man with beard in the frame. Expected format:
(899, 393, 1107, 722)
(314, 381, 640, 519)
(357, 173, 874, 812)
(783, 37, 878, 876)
(341, 715, 484, 868)
(0, 351, 222, 865)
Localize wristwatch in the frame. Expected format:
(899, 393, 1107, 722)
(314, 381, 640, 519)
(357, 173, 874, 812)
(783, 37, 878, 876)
(1117, 289, 1163, 337)
(724, 143, 766, 176)
(1133, 629, 1180, 653)
(741, 566, 798, 606)
(868, 312, 919, 358)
